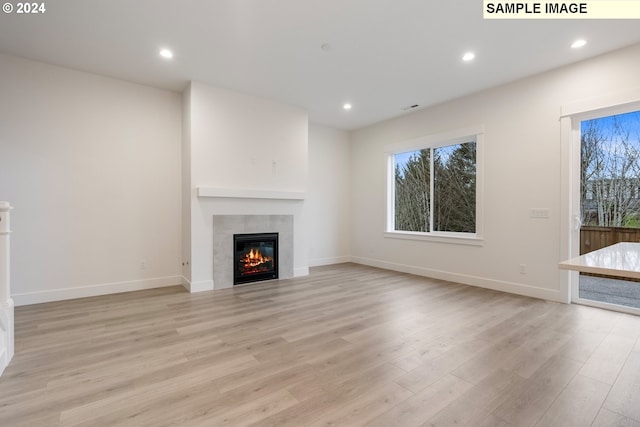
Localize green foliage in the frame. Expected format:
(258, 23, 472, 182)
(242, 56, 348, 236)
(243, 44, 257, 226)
(624, 214, 640, 228)
(395, 149, 430, 232)
(394, 142, 476, 233)
(434, 142, 476, 233)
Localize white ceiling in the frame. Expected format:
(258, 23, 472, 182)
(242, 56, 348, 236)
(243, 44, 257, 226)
(1, 0, 639, 130)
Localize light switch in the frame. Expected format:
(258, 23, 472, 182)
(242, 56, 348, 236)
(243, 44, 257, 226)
(530, 208, 550, 218)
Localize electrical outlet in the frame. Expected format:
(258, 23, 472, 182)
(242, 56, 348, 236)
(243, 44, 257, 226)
(519, 264, 526, 274)
(139, 260, 146, 270)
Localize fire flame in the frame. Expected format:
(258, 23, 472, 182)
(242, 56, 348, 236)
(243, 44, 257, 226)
(242, 248, 272, 269)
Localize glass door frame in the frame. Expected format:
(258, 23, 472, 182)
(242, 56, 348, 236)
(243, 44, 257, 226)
(560, 91, 640, 315)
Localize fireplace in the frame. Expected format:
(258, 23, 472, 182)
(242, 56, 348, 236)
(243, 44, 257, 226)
(233, 232, 278, 285)
(213, 215, 293, 289)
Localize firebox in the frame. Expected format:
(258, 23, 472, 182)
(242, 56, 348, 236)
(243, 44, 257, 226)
(233, 232, 278, 285)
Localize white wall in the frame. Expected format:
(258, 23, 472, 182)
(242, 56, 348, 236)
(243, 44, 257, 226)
(0, 54, 183, 305)
(350, 43, 640, 302)
(307, 123, 351, 266)
(184, 82, 309, 290)
(189, 82, 308, 193)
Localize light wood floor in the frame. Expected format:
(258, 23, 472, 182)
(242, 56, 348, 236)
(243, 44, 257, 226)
(2, 263, 640, 426)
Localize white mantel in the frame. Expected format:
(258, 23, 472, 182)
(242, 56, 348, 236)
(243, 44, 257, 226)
(197, 187, 305, 200)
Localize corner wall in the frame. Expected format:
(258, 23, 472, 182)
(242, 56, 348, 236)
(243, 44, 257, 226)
(349, 43, 640, 302)
(308, 123, 351, 266)
(0, 54, 183, 305)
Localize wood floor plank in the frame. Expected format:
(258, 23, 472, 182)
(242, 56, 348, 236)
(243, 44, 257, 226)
(477, 414, 514, 427)
(554, 329, 607, 363)
(394, 337, 493, 393)
(603, 350, 640, 421)
(182, 389, 299, 427)
(578, 333, 636, 385)
(492, 355, 582, 426)
(364, 374, 473, 427)
(533, 374, 610, 427)
(287, 361, 407, 403)
(592, 408, 640, 427)
(57, 355, 257, 426)
(1, 263, 640, 426)
(423, 369, 525, 426)
(307, 382, 413, 427)
(251, 363, 408, 426)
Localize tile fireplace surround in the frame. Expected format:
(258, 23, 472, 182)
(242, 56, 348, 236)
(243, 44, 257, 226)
(212, 215, 294, 288)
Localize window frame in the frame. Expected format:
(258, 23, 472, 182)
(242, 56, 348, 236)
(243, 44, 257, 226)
(384, 125, 484, 245)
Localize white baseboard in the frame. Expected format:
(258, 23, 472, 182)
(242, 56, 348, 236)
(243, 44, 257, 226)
(308, 256, 351, 267)
(350, 256, 563, 303)
(182, 278, 214, 293)
(294, 267, 310, 277)
(12, 276, 182, 306)
(181, 276, 191, 291)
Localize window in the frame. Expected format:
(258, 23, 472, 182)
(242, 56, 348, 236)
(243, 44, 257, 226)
(385, 126, 483, 243)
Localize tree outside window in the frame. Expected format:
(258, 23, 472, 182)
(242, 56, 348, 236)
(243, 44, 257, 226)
(393, 140, 476, 234)
(581, 110, 640, 227)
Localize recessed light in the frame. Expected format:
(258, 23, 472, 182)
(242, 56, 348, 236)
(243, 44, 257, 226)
(462, 52, 475, 62)
(343, 103, 352, 110)
(159, 48, 174, 59)
(571, 39, 587, 49)
(321, 43, 332, 52)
